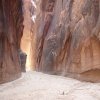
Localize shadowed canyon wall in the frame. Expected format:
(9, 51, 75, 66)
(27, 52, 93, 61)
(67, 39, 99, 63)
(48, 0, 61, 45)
(0, 0, 23, 83)
(35, 0, 100, 82)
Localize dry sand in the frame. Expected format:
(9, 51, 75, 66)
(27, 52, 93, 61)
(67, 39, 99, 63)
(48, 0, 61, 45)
(0, 71, 100, 100)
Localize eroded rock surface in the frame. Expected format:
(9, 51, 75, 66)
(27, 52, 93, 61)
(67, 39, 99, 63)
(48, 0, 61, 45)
(36, 0, 100, 82)
(0, 0, 24, 83)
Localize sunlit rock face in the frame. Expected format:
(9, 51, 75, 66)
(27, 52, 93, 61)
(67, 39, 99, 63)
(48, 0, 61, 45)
(21, 0, 36, 69)
(36, 0, 100, 82)
(21, 0, 31, 68)
(0, 0, 23, 83)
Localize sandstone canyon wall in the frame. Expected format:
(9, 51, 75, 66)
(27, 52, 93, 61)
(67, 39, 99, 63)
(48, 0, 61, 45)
(21, 0, 36, 69)
(35, 0, 100, 82)
(21, 0, 31, 69)
(0, 0, 23, 83)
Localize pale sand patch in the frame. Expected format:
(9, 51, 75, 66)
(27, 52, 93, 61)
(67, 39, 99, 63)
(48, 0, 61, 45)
(0, 71, 100, 100)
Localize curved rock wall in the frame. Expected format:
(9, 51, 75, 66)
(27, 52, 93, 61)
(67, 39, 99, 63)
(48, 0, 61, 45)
(0, 0, 23, 83)
(36, 0, 100, 82)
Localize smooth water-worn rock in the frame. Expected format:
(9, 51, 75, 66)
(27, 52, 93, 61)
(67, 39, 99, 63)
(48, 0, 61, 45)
(35, 0, 100, 82)
(0, 0, 24, 83)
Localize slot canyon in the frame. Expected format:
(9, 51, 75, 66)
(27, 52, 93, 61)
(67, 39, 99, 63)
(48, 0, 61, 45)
(0, 0, 100, 100)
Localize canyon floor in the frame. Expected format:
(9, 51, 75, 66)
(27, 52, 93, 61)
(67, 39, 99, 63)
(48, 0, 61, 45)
(0, 71, 100, 100)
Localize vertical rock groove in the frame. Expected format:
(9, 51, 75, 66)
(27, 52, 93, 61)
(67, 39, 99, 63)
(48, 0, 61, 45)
(35, 0, 100, 82)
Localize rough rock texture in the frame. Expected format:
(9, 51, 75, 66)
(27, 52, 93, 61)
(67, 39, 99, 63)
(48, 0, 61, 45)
(36, 0, 100, 82)
(0, 0, 24, 83)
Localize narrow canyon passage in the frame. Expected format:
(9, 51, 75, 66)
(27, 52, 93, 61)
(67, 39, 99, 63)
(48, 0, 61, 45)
(0, 0, 100, 100)
(0, 71, 100, 100)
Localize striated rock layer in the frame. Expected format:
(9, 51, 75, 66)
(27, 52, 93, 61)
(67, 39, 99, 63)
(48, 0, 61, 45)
(36, 0, 100, 82)
(0, 0, 24, 83)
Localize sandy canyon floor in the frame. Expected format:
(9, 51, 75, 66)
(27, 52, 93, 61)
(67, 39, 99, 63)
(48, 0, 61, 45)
(0, 71, 100, 100)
